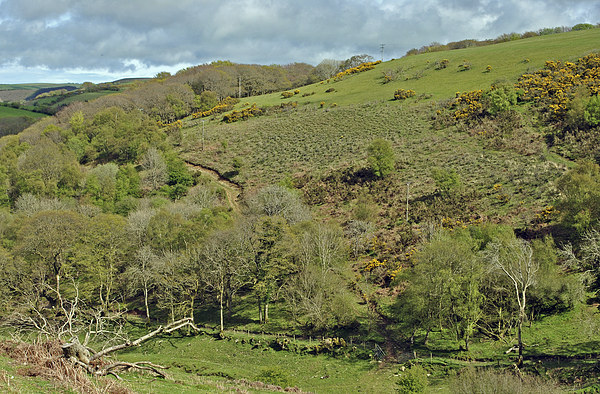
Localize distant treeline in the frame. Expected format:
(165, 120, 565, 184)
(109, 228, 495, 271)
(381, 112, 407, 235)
(405, 23, 599, 57)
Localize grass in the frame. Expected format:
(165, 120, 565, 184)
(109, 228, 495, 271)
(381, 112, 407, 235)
(232, 29, 600, 109)
(114, 330, 396, 393)
(0, 106, 47, 119)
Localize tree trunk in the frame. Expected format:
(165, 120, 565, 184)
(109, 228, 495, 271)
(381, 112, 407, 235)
(143, 286, 150, 322)
(264, 303, 269, 323)
(56, 274, 63, 311)
(219, 288, 224, 332)
(517, 310, 524, 367)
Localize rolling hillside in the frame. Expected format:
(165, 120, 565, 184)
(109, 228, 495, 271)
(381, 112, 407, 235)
(2, 27, 600, 393)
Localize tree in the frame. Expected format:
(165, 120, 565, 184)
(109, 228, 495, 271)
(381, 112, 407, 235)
(125, 245, 159, 321)
(140, 147, 168, 192)
(247, 185, 310, 225)
(339, 54, 374, 71)
(75, 213, 129, 311)
(315, 59, 342, 80)
(485, 238, 538, 366)
(199, 228, 251, 331)
(15, 210, 86, 309)
(285, 222, 354, 331)
(556, 160, 600, 236)
(367, 138, 395, 178)
(245, 216, 293, 324)
(584, 95, 600, 127)
(395, 229, 483, 349)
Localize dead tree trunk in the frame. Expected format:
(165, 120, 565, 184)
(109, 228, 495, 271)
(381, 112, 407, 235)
(63, 317, 201, 380)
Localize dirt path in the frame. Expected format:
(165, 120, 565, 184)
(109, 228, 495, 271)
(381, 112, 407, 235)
(184, 160, 243, 213)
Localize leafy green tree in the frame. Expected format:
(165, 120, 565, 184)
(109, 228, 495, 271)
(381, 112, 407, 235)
(75, 213, 129, 310)
(245, 216, 293, 324)
(430, 167, 461, 195)
(15, 210, 86, 308)
(194, 90, 219, 112)
(367, 138, 395, 178)
(556, 160, 600, 236)
(395, 229, 484, 350)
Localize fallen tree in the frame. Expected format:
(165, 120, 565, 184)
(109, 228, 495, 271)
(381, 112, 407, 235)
(61, 317, 201, 380)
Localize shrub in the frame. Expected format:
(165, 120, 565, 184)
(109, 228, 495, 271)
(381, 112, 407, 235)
(325, 88, 335, 93)
(435, 59, 450, 70)
(585, 95, 600, 127)
(483, 84, 517, 115)
(293, 89, 300, 95)
(367, 138, 395, 178)
(396, 365, 428, 394)
(394, 89, 416, 100)
(431, 167, 461, 194)
(255, 366, 291, 388)
(281, 91, 294, 99)
(458, 60, 472, 71)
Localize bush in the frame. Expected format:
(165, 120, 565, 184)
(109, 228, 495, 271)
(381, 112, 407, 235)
(394, 89, 416, 100)
(367, 138, 395, 178)
(325, 88, 335, 93)
(396, 365, 428, 394)
(585, 95, 600, 127)
(255, 366, 291, 388)
(435, 59, 450, 70)
(483, 84, 517, 116)
(281, 91, 294, 99)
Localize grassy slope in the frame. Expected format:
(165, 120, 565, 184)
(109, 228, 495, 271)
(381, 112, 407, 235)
(0, 106, 46, 119)
(117, 332, 396, 393)
(236, 29, 600, 108)
(178, 31, 600, 227)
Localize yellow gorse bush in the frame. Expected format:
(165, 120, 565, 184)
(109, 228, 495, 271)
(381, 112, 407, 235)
(516, 53, 600, 119)
(333, 60, 382, 81)
(453, 90, 484, 120)
(393, 89, 416, 100)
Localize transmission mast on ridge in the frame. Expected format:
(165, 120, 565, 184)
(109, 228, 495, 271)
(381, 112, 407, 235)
(380, 44, 385, 61)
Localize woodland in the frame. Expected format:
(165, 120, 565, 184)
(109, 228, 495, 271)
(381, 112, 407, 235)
(1, 25, 600, 392)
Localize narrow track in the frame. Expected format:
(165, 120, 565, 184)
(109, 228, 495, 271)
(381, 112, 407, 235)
(184, 160, 242, 213)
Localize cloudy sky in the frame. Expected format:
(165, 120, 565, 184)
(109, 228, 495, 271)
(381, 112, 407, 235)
(0, 0, 599, 83)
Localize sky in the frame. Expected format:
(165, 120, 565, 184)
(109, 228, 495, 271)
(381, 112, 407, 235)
(0, 0, 599, 84)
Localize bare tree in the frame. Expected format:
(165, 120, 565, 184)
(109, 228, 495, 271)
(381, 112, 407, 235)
(140, 147, 168, 191)
(125, 245, 159, 322)
(485, 238, 538, 366)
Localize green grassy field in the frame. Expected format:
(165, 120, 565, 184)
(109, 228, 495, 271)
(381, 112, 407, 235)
(0, 106, 46, 119)
(234, 29, 600, 109)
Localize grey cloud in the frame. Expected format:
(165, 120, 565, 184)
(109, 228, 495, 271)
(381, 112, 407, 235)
(0, 0, 598, 83)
